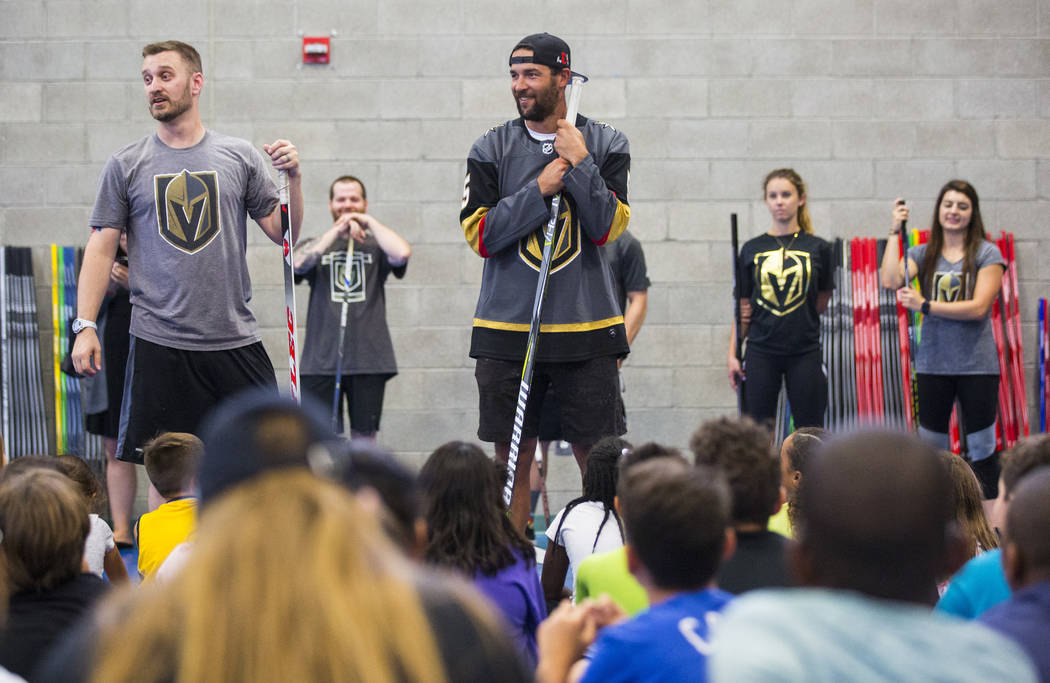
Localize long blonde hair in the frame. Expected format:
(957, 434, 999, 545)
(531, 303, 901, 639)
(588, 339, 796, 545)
(91, 471, 447, 683)
(764, 168, 814, 234)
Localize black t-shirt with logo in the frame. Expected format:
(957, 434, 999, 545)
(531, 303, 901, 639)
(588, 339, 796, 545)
(737, 232, 834, 356)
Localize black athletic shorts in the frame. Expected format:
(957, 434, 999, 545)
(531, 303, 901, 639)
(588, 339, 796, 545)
(537, 383, 627, 443)
(475, 355, 624, 444)
(301, 373, 391, 435)
(116, 336, 277, 464)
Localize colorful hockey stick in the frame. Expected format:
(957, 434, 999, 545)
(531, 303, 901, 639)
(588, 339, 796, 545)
(503, 75, 586, 507)
(331, 237, 355, 432)
(279, 171, 300, 405)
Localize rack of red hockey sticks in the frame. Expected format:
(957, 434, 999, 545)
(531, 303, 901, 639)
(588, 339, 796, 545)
(808, 232, 1029, 454)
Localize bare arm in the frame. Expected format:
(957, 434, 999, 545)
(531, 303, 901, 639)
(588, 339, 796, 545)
(817, 290, 833, 315)
(103, 546, 129, 584)
(72, 229, 121, 376)
(623, 290, 648, 346)
(879, 200, 917, 289)
(897, 264, 1004, 321)
(256, 139, 304, 246)
(541, 541, 572, 607)
(348, 213, 411, 266)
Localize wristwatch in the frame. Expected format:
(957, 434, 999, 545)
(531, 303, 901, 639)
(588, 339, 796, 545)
(921, 300, 931, 316)
(71, 318, 98, 334)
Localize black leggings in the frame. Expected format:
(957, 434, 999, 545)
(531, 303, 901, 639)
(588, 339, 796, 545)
(743, 348, 826, 429)
(916, 374, 998, 453)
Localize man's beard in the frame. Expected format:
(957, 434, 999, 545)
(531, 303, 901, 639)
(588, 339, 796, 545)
(516, 82, 559, 121)
(150, 85, 192, 122)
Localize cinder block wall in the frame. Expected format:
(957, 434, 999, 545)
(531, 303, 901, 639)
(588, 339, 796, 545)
(3, 2, 1049, 511)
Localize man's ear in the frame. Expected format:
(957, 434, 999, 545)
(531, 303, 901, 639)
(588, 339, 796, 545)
(722, 527, 737, 562)
(191, 71, 204, 96)
(613, 496, 621, 516)
(1002, 541, 1025, 592)
(625, 543, 640, 576)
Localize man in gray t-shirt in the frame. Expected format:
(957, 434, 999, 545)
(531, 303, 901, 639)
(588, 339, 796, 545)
(71, 40, 304, 463)
(294, 176, 411, 438)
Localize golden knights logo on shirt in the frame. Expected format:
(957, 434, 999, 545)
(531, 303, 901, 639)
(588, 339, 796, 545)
(932, 271, 965, 302)
(323, 250, 372, 303)
(154, 170, 220, 254)
(519, 203, 579, 274)
(753, 248, 812, 317)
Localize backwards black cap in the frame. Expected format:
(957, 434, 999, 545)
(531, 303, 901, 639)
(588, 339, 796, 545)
(510, 32, 571, 72)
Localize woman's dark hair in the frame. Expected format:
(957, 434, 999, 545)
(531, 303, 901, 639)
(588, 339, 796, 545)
(551, 436, 629, 553)
(783, 427, 828, 534)
(920, 179, 988, 301)
(420, 441, 534, 576)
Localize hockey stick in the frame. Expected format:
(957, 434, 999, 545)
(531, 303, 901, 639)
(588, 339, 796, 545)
(280, 170, 300, 405)
(730, 213, 746, 415)
(503, 75, 586, 508)
(331, 237, 356, 433)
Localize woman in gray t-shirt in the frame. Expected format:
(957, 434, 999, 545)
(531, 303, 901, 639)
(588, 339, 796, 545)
(879, 180, 1006, 499)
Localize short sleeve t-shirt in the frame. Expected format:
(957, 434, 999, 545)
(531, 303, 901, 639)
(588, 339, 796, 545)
(907, 241, 1005, 375)
(90, 131, 279, 351)
(738, 233, 834, 355)
(546, 502, 625, 587)
(297, 233, 406, 375)
(603, 229, 650, 314)
(579, 588, 732, 683)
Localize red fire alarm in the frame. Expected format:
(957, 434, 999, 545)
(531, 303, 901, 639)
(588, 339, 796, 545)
(302, 36, 330, 65)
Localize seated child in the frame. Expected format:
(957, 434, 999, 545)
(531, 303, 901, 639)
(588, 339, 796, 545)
(55, 454, 129, 584)
(136, 432, 201, 581)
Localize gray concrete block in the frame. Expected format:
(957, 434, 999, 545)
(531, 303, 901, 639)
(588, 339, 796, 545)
(832, 121, 917, 159)
(127, 0, 209, 38)
(1, 42, 85, 81)
(3, 207, 92, 245)
(554, 0, 630, 35)
(957, 0, 1037, 35)
(0, 83, 42, 122)
(580, 79, 627, 120)
(209, 40, 255, 81)
(831, 40, 913, 76)
(462, 78, 516, 124)
(392, 323, 470, 367)
(994, 39, 1050, 76)
(384, 370, 426, 412)
(420, 120, 488, 161)
(420, 37, 511, 78)
(384, 285, 422, 329)
(708, 160, 782, 200)
(402, 243, 473, 285)
(667, 119, 749, 159)
(253, 121, 340, 161)
(748, 121, 833, 159)
(0, 2, 45, 38)
(377, 161, 462, 202)
(791, 0, 874, 34)
(915, 121, 997, 158)
(86, 122, 156, 162)
(873, 160, 957, 198)
(45, 2, 128, 38)
(625, 201, 669, 242)
(752, 40, 833, 76)
(332, 120, 423, 160)
(332, 38, 421, 79)
(995, 200, 1050, 238)
(997, 120, 1050, 157)
(43, 83, 127, 123)
(616, 118, 669, 159)
(420, 202, 472, 244)
(710, 79, 793, 118)
(246, 285, 289, 328)
(45, 164, 102, 206)
(673, 366, 736, 408)
(913, 39, 997, 76)
(420, 368, 478, 411)
(1040, 160, 1050, 199)
(211, 82, 285, 122)
(295, 0, 378, 37)
(955, 159, 1037, 199)
(633, 325, 711, 367)
(957, 80, 1037, 119)
(4, 123, 86, 163)
(645, 241, 711, 283)
(377, 0, 463, 35)
(667, 201, 750, 242)
(873, 0, 956, 34)
(211, 1, 294, 38)
(0, 167, 46, 206)
(625, 79, 707, 119)
(293, 81, 380, 120)
(629, 160, 709, 201)
(618, 367, 675, 408)
(375, 409, 478, 452)
(827, 199, 894, 238)
(873, 79, 954, 120)
(381, 80, 461, 120)
(250, 39, 315, 80)
(792, 79, 873, 118)
(624, 0, 705, 34)
(709, 0, 787, 34)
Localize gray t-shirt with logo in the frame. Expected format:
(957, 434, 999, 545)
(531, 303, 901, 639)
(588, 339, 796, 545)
(90, 131, 279, 351)
(908, 240, 1006, 375)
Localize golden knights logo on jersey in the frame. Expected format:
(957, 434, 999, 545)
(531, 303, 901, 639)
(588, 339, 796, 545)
(519, 202, 580, 274)
(932, 271, 965, 302)
(323, 250, 372, 303)
(753, 248, 811, 317)
(154, 170, 220, 254)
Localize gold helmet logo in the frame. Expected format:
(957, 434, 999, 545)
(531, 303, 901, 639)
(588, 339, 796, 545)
(519, 201, 580, 274)
(933, 271, 963, 302)
(754, 248, 811, 316)
(154, 170, 220, 254)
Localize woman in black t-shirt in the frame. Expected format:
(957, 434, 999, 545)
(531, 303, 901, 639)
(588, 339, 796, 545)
(727, 169, 834, 429)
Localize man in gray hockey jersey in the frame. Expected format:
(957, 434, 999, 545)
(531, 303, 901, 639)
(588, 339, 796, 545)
(460, 32, 631, 529)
